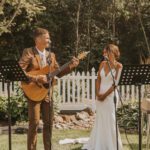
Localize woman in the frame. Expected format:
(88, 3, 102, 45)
(82, 44, 123, 150)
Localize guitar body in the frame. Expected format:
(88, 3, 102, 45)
(21, 66, 52, 101)
(21, 51, 89, 101)
(21, 81, 49, 101)
(26, 65, 54, 76)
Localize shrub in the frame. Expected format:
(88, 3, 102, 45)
(0, 83, 28, 123)
(117, 102, 138, 130)
(0, 83, 61, 123)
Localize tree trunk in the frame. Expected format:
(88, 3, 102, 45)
(75, 0, 81, 56)
(86, 0, 91, 71)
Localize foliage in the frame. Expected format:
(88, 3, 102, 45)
(0, 83, 28, 123)
(115, 0, 150, 64)
(117, 102, 138, 130)
(0, 83, 61, 122)
(0, 0, 45, 35)
(0, 0, 45, 59)
(0, 0, 150, 68)
(35, 0, 150, 70)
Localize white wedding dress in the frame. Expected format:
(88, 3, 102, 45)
(82, 67, 123, 150)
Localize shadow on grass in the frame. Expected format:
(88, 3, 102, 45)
(71, 143, 146, 150)
(123, 143, 146, 149)
(71, 146, 82, 150)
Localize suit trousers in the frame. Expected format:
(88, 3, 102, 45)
(27, 99, 53, 150)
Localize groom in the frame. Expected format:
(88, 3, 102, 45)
(19, 27, 79, 150)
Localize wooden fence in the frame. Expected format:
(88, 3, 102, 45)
(0, 68, 147, 110)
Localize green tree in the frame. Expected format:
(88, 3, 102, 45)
(0, 0, 150, 68)
(0, 0, 45, 59)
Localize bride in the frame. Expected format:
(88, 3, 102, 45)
(82, 44, 123, 150)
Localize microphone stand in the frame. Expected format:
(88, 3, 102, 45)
(105, 56, 119, 150)
(47, 46, 53, 150)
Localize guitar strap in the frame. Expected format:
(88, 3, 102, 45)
(45, 49, 52, 89)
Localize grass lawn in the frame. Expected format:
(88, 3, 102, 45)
(0, 129, 147, 150)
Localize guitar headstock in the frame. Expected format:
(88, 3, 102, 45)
(77, 51, 90, 60)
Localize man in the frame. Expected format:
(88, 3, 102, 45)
(19, 27, 79, 150)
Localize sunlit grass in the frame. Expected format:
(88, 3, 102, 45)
(0, 129, 147, 150)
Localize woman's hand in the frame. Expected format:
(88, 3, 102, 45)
(97, 94, 106, 101)
(97, 85, 116, 101)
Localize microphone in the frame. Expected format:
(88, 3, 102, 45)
(100, 56, 106, 63)
(103, 56, 109, 61)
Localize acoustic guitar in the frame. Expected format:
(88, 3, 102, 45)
(21, 51, 90, 101)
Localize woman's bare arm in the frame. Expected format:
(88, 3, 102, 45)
(98, 62, 123, 101)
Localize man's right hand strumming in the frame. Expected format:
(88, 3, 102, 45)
(36, 75, 47, 84)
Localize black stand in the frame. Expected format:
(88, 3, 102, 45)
(105, 59, 119, 150)
(119, 64, 150, 150)
(0, 60, 28, 150)
(46, 48, 53, 150)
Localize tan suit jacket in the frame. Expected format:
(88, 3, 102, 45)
(19, 47, 71, 100)
(19, 47, 71, 78)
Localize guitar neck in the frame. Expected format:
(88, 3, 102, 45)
(50, 61, 71, 77)
(39, 51, 89, 78)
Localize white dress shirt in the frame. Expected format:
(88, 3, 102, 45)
(36, 48, 47, 67)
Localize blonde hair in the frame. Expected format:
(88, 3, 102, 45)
(105, 44, 120, 60)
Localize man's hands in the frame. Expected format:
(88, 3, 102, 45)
(69, 57, 79, 69)
(36, 75, 47, 84)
